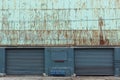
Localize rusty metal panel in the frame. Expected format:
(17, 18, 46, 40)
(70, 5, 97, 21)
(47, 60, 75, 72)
(0, 0, 120, 47)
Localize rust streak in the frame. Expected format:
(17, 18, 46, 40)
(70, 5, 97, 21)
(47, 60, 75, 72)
(99, 17, 104, 27)
(82, 2, 86, 8)
(116, 0, 120, 8)
(98, 17, 109, 45)
(99, 17, 104, 45)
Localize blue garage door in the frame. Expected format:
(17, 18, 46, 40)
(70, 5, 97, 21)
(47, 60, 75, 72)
(75, 48, 114, 75)
(6, 48, 44, 75)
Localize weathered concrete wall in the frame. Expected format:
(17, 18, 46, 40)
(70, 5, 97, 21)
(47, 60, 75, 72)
(0, 0, 120, 46)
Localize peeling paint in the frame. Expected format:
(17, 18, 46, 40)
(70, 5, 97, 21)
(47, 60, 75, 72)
(0, 0, 120, 47)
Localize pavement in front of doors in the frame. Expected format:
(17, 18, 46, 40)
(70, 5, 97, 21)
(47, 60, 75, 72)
(0, 76, 120, 80)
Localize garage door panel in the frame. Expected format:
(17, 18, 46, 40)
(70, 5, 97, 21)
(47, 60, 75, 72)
(77, 59, 112, 61)
(76, 63, 112, 67)
(7, 66, 44, 69)
(7, 54, 44, 57)
(7, 68, 44, 71)
(6, 48, 44, 75)
(7, 71, 43, 75)
(7, 60, 44, 63)
(7, 52, 44, 56)
(75, 48, 114, 75)
(7, 63, 44, 66)
(7, 57, 44, 60)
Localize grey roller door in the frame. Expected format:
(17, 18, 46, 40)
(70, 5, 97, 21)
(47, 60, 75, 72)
(75, 48, 114, 75)
(6, 48, 44, 75)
